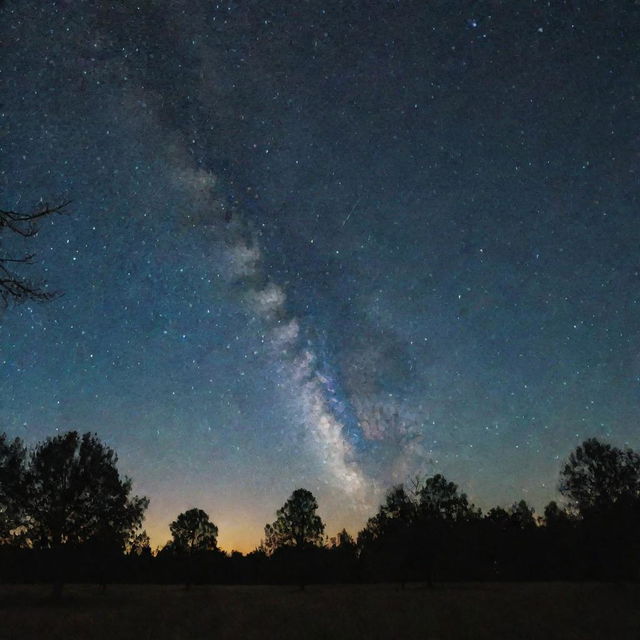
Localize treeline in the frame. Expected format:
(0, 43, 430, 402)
(1, 431, 640, 590)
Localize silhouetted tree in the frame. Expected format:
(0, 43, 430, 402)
(359, 485, 415, 545)
(486, 506, 510, 527)
(264, 489, 325, 589)
(167, 508, 219, 587)
(358, 485, 417, 585)
(0, 200, 69, 310)
(485, 502, 536, 531)
(359, 475, 482, 585)
(543, 501, 572, 528)
(127, 530, 152, 556)
(559, 437, 640, 516)
(507, 500, 536, 529)
(415, 475, 481, 583)
(169, 508, 218, 552)
(559, 438, 640, 579)
(9, 434, 640, 586)
(482, 501, 539, 579)
(26, 431, 148, 596)
(332, 528, 356, 551)
(327, 529, 358, 582)
(415, 474, 481, 523)
(0, 434, 28, 546)
(540, 501, 577, 579)
(264, 488, 325, 552)
(124, 530, 153, 583)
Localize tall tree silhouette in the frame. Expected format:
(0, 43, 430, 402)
(127, 530, 152, 556)
(327, 529, 358, 583)
(263, 488, 325, 553)
(26, 431, 148, 596)
(332, 528, 356, 550)
(559, 437, 640, 579)
(358, 485, 415, 545)
(0, 200, 69, 309)
(559, 437, 640, 516)
(507, 500, 536, 529)
(415, 474, 481, 522)
(0, 434, 28, 545)
(263, 489, 326, 589)
(359, 475, 481, 585)
(357, 485, 416, 585)
(543, 501, 572, 527)
(169, 508, 219, 552)
(168, 508, 219, 588)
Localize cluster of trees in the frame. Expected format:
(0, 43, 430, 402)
(1, 431, 640, 590)
(0, 431, 148, 595)
(352, 438, 640, 583)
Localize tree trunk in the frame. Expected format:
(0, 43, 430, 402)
(50, 542, 65, 601)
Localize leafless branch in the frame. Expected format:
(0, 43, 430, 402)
(0, 200, 70, 309)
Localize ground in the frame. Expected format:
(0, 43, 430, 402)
(0, 583, 638, 639)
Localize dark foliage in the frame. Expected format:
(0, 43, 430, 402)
(559, 438, 640, 580)
(165, 508, 221, 587)
(169, 508, 218, 553)
(263, 488, 325, 553)
(0, 434, 28, 545)
(261, 488, 326, 589)
(1, 436, 640, 586)
(559, 437, 640, 516)
(0, 431, 148, 593)
(27, 431, 148, 550)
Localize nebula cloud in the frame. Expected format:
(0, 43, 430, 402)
(171, 161, 371, 503)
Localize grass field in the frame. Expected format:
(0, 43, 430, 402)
(0, 582, 638, 639)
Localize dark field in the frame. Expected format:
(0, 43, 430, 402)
(1, 583, 638, 639)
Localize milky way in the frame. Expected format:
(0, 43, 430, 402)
(1, 1, 639, 551)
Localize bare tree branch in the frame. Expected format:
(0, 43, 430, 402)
(0, 199, 70, 309)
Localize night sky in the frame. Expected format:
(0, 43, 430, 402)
(2, 1, 639, 552)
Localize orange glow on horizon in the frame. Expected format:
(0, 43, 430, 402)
(145, 520, 260, 555)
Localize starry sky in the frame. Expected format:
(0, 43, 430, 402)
(1, 0, 639, 552)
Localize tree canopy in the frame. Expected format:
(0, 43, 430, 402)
(26, 431, 148, 550)
(559, 437, 640, 516)
(415, 474, 480, 523)
(169, 508, 219, 553)
(264, 488, 325, 553)
(4, 432, 640, 584)
(0, 434, 28, 544)
(360, 474, 480, 545)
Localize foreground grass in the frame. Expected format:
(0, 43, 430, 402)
(0, 582, 638, 640)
